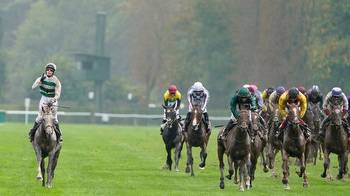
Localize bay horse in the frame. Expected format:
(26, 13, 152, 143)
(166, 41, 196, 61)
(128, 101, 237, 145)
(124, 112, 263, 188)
(321, 103, 349, 180)
(32, 103, 62, 188)
(184, 104, 210, 176)
(281, 103, 309, 189)
(303, 102, 323, 165)
(218, 109, 251, 191)
(266, 107, 282, 177)
(161, 105, 184, 172)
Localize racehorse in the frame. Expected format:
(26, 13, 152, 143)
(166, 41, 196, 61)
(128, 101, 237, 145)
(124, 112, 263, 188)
(303, 102, 323, 165)
(266, 108, 282, 177)
(217, 109, 251, 191)
(32, 103, 62, 188)
(321, 103, 349, 180)
(184, 104, 210, 176)
(161, 105, 184, 172)
(281, 103, 309, 189)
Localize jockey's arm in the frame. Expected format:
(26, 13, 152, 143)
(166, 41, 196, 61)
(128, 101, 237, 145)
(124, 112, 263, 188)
(202, 91, 209, 110)
(322, 92, 332, 110)
(341, 93, 348, 111)
(299, 94, 307, 118)
(278, 92, 288, 118)
(230, 96, 239, 118)
(187, 90, 193, 110)
(54, 78, 61, 101)
(176, 99, 181, 110)
(31, 77, 41, 89)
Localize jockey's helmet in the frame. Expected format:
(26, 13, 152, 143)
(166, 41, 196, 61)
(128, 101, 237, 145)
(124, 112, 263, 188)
(276, 86, 286, 96)
(288, 87, 299, 100)
(46, 63, 56, 72)
(237, 87, 250, 98)
(331, 87, 342, 97)
(311, 85, 320, 97)
(297, 86, 306, 95)
(168, 85, 177, 94)
(248, 84, 258, 93)
(193, 82, 204, 92)
(266, 87, 274, 96)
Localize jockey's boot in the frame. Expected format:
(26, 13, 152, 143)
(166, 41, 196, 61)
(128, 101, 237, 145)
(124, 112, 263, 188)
(203, 112, 211, 134)
(220, 119, 236, 140)
(54, 123, 63, 142)
(28, 121, 40, 142)
(160, 119, 166, 135)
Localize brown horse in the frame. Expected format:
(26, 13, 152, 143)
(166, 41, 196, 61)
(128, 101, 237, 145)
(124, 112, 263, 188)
(184, 104, 210, 176)
(303, 102, 323, 165)
(321, 103, 349, 180)
(281, 103, 309, 189)
(267, 108, 282, 177)
(161, 105, 184, 172)
(218, 109, 251, 191)
(250, 111, 269, 186)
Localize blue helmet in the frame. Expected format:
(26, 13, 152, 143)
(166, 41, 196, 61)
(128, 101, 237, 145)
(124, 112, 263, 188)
(276, 86, 285, 96)
(331, 87, 342, 97)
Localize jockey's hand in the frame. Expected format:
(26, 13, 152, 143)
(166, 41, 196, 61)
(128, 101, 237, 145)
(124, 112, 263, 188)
(40, 73, 46, 82)
(51, 98, 57, 104)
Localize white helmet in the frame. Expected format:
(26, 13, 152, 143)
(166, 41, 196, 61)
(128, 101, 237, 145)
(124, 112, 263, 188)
(45, 63, 57, 72)
(193, 81, 204, 91)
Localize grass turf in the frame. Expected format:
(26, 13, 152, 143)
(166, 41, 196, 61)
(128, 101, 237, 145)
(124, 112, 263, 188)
(0, 123, 349, 196)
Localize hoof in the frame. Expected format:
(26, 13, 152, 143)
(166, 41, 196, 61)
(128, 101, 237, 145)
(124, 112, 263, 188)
(239, 187, 245, 192)
(199, 166, 205, 170)
(296, 171, 302, 177)
(234, 180, 239, 184)
(219, 181, 225, 189)
(191, 173, 195, 177)
(185, 167, 190, 173)
(284, 184, 290, 190)
(263, 167, 269, 173)
(199, 163, 205, 168)
(46, 184, 52, 189)
(36, 176, 43, 181)
(225, 175, 232, 180)
(321, 173, 326, 178)
(336, 174, 343, 180)
(175, 168, 180, 172)
(303, 182, 308, 188)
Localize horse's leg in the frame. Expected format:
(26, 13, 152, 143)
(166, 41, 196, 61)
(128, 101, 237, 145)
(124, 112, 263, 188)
(34, 146, 44, 182)
(199, 144, 207, 169)
(226, 156, 233, 180)
(234, 160, 239, 184)
(321, 149, 331, 180)
(165, 144, 172, 170)
(40, 159, 45, 187)
(174, 141, 182, 172)
(282, 149, 290, 190)
(319, 143, 324, 160)
(185, 143, 194, 176)
(337, 153, 347, 179)
(218, 143, 225, 189)
(260, 144, 269, 173)
(239, 161, 245, 192)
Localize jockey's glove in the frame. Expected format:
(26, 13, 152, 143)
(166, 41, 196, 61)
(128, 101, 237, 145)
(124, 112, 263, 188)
(40, 73, 46, 82)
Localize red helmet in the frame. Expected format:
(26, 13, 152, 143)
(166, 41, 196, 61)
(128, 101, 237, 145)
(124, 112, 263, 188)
(248, 84, 258, 93)
(297, 86, 306, 95)
(168, 85, 177, 94)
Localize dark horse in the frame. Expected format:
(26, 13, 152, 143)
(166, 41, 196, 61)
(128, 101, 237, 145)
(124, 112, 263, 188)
(184, 104, 210, 176)
(267, 108, 282, 177)
(303, 102, 323, 165)
(321, 103, 349, 180)
(161, 105, 184, 172)
(218, 109, 251, 191)
(32, 103, 62, 188)
(281, 103, 309, 189)
(249, 111, 269, 187)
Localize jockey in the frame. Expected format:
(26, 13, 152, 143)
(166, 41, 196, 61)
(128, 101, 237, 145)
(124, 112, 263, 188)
(28, 63, 62, 142)
(306, 85, 323, 109)
(183, 82, 210, 133)
(160, 84, 182, 134)
(248, 84, 267, 132)
(277, 87, 311, 140)
(319, 87, 350, 139)
(268, 86, 286, 115)
(221, 86, 256, 138)
(261, 87, 274, 112)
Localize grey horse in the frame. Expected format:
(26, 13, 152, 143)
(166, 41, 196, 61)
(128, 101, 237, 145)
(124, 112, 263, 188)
(32, 103, 62, 188)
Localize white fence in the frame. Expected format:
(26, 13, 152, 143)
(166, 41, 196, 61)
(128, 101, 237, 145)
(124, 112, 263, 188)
(4, 110, 229, 124)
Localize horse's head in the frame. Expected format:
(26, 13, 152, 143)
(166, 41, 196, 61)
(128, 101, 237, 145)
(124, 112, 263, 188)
(41, 103, 55, 137)
(190, 104, 203, 130)
(286, 102, 300, 125)
(162, 104, 177, 128)
(238, 109, 250, 130)
(330, 103, 343, 126)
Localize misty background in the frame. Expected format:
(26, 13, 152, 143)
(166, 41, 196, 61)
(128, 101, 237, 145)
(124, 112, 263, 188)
(0, 0, 349, 117)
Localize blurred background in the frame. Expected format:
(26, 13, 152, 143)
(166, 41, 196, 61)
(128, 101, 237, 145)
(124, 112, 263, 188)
(0, 0, 349, 124)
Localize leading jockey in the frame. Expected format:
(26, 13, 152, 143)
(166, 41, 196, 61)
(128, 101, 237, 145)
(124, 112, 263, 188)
(28, 63, 62, 142)
(183, 82, 211, 134)
(277, 87, 311, 141)
(319, 87, 350, 140)
(220, 86, 256, 139)
(160, 84, 182, 134)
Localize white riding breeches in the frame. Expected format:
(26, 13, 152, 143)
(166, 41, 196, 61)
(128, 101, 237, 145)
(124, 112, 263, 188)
(35, 96, 58, 123)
